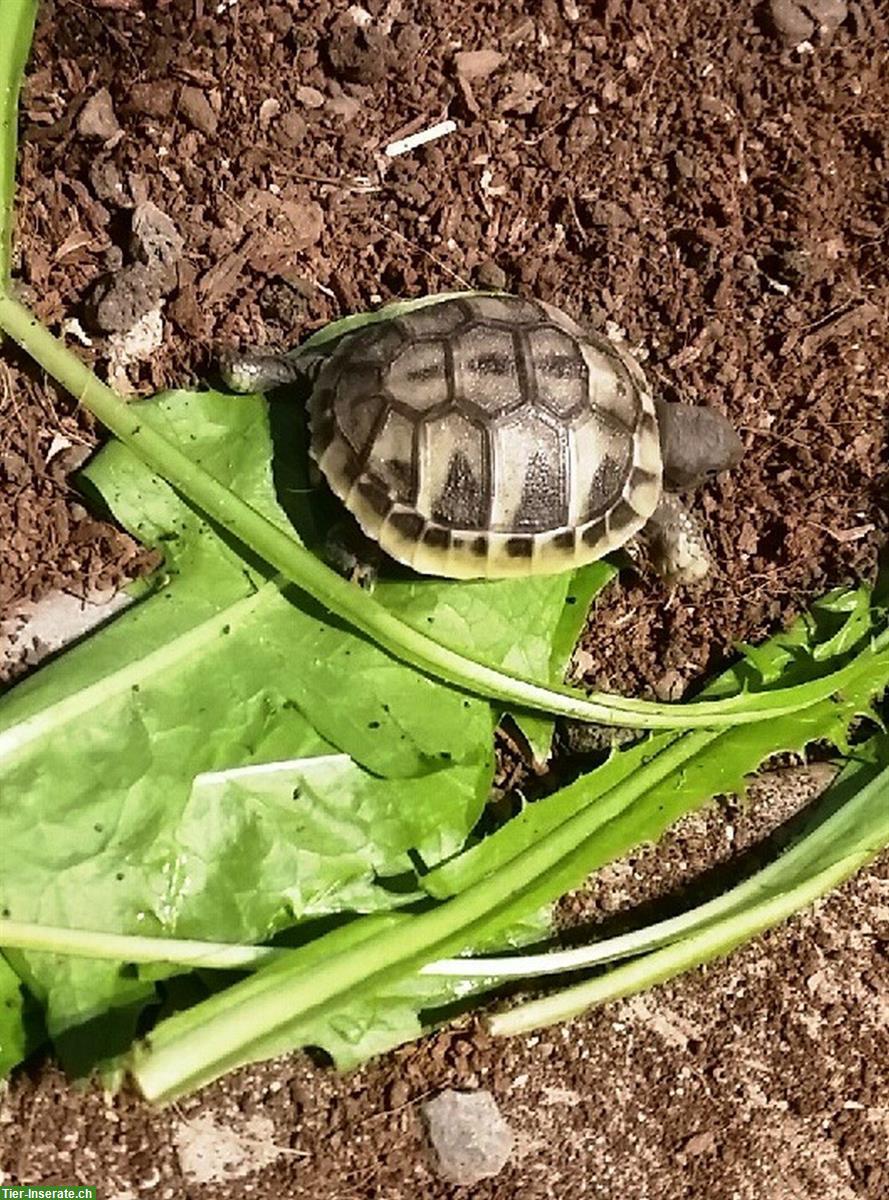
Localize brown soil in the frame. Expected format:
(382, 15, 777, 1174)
(1, 0, 888, 1195)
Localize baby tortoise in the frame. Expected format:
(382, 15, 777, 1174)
(224, 294, 743, 585)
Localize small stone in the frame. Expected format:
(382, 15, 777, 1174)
(88, 263, 165, 333)
(127, 79, 177, 119)
(804, 0, 848, 36)
(682, 1131, 717, 1157)
(179, 86, 218, 136)
(327, 16, 389, 84)
(77, 88, 120, 139)
(654, 669, 685, 702)
(267, 5, 293, 35)
(767, 0, 815, 44)
(130, 201, 183, 272)
(455, 49, 505, 80)
(475, 260, 507, 290)
(296, 85, 325, 109)
(258, 97, 281, 130)
(421, 1089, 514, 1186)
(89, 159, 128, 208)
(173, 1114, 280, 1185)
(347, 4, 373, 26)
(103, 245, 124, 272)
(272, 111, 307, 147)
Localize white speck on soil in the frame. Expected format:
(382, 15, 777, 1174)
(107, 305, 165, 391)
(173, 1112, 282, 1184)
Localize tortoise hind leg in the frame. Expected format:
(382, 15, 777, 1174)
(324, 516, 383, 591)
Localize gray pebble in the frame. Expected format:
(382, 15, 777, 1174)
(179, 86, 218, 137)
(89, 263, 165, 334)
(475, 260, 508, 290)
(131, 201, 184, 272)
(421, 1089, 514, 1186)
(89, 158, 129, 208)
(767, 0, 848, 44)
(77, 88, 120, 140)
(804, 0, 848, 36)
(272, 111, 308, 148)
(768, 0, 815, 43)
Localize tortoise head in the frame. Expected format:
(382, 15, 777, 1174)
(655, 399, 744, 492)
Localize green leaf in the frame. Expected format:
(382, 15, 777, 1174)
(0, 954, 28, 1076)
(5, 590, 887, 1096)
(0, 390, 486, 1047)
(1, 385, 593, 1059)
(154, 752, 490, 931)
(129, 593, 889, 1101)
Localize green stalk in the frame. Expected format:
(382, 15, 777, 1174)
(0, 0, 36, 282)
(0, 919, 282, 970)
(0, 291, 883, 730)
(0, 912, 405, 973)
(431, 756, 885, 978)
(488, 853, 870, 1035)
(4, 750, 887, 996)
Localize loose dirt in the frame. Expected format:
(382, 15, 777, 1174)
(1, 1, 887, 1196)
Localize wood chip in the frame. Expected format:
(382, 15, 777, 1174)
(197, 244, 248, 303)
(825, 523, 876, 544)
(54, 229, 96, 260)
(800, 302, 882, 358)
(454, 50, 505, 80)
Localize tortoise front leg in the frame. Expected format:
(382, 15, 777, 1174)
(220, 347, 327, 394)
(640, 493, 712, 586)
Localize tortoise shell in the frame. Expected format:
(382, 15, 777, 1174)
(308, 294, 662, 578)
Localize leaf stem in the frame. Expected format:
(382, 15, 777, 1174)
(0, 0, 37, 283)
(0, 919, 281, 970)
(487, 852, 871, 1036)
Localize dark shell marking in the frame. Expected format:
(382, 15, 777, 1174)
(308, 295, 662, 578)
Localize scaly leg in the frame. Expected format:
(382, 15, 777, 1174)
(641, 493, 712, 586)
